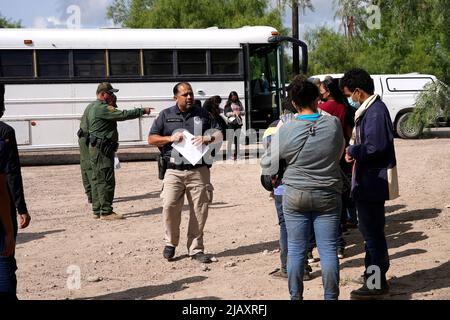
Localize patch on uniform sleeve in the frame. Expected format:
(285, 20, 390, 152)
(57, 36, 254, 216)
(107, 105, 115, 112)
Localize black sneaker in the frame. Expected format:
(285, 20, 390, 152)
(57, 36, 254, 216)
(307, 250, 317, 263)
(350, 283, 389, 300)
(303, 262, 313, 281)
(191, 252, 212, 264)
(163, 246, 175, 260)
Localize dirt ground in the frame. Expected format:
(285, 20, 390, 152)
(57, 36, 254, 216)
(14, 129, 450, 300)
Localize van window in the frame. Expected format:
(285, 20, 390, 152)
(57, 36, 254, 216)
(386, 77, 434, 92)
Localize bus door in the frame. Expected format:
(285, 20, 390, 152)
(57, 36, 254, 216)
(243, 44, 284, 131)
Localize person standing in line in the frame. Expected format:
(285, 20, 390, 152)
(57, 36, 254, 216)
(148, 82, 222, 264)
(88, 82, 152, 220)
(340, 68, 398, 299)
(261, 75, 344, 300)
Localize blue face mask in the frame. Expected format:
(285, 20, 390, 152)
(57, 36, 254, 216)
(347, 97, 360, 109)
(348, 92, 361, 109)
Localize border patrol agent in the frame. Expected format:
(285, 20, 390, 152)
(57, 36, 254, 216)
(88, 83, 152, 220)
(148, 82, 222, 264)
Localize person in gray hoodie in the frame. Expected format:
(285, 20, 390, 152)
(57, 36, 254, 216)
(261, 75, 344, 300)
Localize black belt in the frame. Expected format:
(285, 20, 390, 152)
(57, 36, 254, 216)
(166, 162, 206, 171)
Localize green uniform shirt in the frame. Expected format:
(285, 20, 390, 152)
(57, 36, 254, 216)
(88, 102, 144, 142)
(80, 100, 100, 134)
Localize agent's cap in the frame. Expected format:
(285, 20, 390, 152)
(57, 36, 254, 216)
(97, 82, 119, 94)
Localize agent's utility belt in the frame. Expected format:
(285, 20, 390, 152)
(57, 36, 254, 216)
(77, 128, 89, 139)
(166, 161, 207, 171)
(89, 135, 119, 157)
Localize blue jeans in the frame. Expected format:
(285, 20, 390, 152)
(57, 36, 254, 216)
(283, 187, 341, 300)
(356, 200, 389, 283)
(274, 195, 288, 273)
(0, 198, 18, 299)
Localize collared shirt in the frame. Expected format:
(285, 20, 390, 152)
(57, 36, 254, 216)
(149, 104, 220, 158)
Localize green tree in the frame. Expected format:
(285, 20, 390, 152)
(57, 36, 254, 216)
(0, 12, 21, 28)
(107, 0, 284, 31)
(406, 81, 450, 137)
(306, 0, 450, 84)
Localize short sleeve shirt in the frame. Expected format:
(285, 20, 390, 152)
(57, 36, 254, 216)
(149, 105, 220, 158)
(0, 139, 8, 174)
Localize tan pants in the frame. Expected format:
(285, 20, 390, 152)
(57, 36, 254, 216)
(161, 166, 214, 256)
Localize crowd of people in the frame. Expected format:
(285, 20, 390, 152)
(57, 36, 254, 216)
(0, 68, 399, 300)
(261, 69, 398, 300)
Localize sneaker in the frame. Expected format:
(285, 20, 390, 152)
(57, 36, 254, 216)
(350, 283, 389, 300)
(163, 246, 175, 260)
(307, 250, 316, 263)
(100, 212, 124, 220)
(191, 252, 212, 264)
(93, 214, 100, 219)
(337, 247, 345, 259)
(269, 268, 288, 279)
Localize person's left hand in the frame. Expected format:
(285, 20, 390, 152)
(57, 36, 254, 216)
(18, 212, 31, 229)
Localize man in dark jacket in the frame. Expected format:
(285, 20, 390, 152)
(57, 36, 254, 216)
(0, 85, 31, 231)
(341, 69, 397, 299)
(0, 84, 31, 300)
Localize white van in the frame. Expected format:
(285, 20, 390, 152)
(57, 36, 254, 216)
(310, 73, 445, 139)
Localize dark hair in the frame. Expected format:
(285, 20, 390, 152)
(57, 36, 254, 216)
(173, 82, 191, 95)
(203, 99, 213, 113)
(322, 78, 345, 103)
(210, 95, 222, 105)
(290, 75, 319, 108)
(340, 68, 375, 95)
(228, 91, 239, 100)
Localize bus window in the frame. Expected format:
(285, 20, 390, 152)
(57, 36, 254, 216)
(178, 50, 206, 75)
(73, 50, 106, 77)
(109, 50, 140, 76)
(0, 50, 34, 78)
(211, 50, 240, 75)
(37, 50, 70, 78)
(143, 50, 173, 76)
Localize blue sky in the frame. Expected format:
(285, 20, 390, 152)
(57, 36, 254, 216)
(0, 0, 339, 37)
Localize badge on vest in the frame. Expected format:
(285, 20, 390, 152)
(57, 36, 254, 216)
(194, 116, 202, 126)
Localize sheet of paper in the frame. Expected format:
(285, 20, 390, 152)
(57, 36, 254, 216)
(171, 130, 209, 165)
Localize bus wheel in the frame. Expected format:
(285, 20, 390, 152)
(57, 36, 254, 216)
(396, 112, 423, 139)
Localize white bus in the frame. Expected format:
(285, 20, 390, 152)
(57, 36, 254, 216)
(0, 26, 307, 150)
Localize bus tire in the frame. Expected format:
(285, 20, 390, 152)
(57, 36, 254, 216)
(396, 112, 423, 139)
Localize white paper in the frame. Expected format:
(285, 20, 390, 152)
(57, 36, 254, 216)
(171, 130, 209, 165)
(114, 154, 121, 169)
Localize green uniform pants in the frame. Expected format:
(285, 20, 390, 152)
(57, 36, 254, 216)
(89, 146, 115, 215)
(78, 137, 93, 202)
